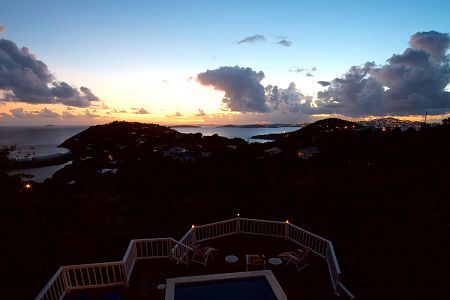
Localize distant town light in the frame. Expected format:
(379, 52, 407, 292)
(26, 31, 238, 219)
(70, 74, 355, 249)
(285, 220, 289, 224)
(108, 154, 113, 160)
(24, 183, 31, 189)
(191, 224, 195, 229)
(237, 213, 240, 217)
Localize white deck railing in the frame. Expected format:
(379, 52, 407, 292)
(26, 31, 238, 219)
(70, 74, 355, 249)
(35, 267, 67, 300)
(64, 261, 126, 290)
(35, 217, 354, 300)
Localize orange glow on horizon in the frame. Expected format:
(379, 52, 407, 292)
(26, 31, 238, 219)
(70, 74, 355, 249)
(1, 100, 449, 126)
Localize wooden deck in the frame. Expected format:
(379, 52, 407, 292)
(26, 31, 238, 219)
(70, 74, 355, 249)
(65, 235, 338, 300)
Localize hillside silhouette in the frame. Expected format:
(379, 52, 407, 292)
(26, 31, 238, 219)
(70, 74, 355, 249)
(2, 118, 450, 299)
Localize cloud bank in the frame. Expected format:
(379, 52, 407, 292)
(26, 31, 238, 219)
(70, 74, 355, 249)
(0, 39, 99, 107)
(197, 66, 313, 114)
(9, 107, 59, 118)
(317, 31, 450, 116)
(201, 31, 450, 118)
(197, 66, 269, 112)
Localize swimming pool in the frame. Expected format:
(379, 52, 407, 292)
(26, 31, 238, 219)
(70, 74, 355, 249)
(165, 270, 287, 300)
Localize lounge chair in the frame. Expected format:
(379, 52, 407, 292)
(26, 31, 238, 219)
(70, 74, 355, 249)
(245, 254, 266, 271)
(190, 243, 219, 266)
(277, 247, 312, 272)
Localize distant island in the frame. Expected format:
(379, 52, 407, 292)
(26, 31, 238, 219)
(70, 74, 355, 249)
(169, 125, 202, 128)
(251, 117, 426, 140)
(218, 123, 306, 128)
(357, 117, 424, 130)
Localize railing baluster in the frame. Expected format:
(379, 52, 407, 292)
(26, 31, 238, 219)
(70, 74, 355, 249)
(112, 265, 117, 283)
(93, 266, 98, 284)
(105, 265, 110, 284)
(49, 284, 55, 300)
(73, 269, 79, 287)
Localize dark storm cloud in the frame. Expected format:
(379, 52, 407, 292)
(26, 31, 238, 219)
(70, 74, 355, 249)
(265, 82, 314, 113)
(79, 87, 99, 101)
(237, 34, 266, 44)
(197, 66, 269, 112)
(198, 66, 315, 114)
(317, 31, 450, 116)
(0, 39, 99, 107)
(277, 39, 293, 47)
(316, 62, 384, 116)
(409, 31, 450, 62)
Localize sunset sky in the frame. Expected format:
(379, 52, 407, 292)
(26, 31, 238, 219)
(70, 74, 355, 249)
(1, 0, 449, 125)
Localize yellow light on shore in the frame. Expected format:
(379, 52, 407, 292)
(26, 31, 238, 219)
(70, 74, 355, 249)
(237, 213, 240, 217)
(191, 224, 195, 229)
(285, 220, 289, 224)
(24, 183, 32, 189)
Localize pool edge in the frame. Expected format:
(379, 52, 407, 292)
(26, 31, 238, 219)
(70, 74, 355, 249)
(165, 270, 287, 300)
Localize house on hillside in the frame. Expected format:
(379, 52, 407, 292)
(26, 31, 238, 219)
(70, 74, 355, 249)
(264, 147, 282, 156)
(297, 146, 321, 160)
(163, 147, 194, 162)
(163, 147, 187, 157)
(201, 151, 212, 158)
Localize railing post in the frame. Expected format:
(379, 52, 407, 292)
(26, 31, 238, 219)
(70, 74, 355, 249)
(284, 220, 289, 240)
(191, 226, 197, 244)
(236, 215, 240, 235)
(121, 262, 129, 286)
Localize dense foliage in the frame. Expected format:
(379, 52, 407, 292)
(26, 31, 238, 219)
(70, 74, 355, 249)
(2, 119, 450, 299)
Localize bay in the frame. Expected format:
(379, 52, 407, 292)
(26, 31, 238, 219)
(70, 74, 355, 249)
(1, 126, 88, 182)
(173, 126, 300, 143)
(1, 125, 300, 182)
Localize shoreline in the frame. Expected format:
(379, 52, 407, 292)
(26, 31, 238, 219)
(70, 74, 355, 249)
(6, 151, 72, 170)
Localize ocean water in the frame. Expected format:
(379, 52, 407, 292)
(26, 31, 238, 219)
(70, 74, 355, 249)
(173, 126, 300, 142)
(1, 126, 88, 182)
(1, 125, 300, 182)
(0, 126, 88, 158)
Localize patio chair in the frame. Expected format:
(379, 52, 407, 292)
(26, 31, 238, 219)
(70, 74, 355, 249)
(190, 243, 219, 266)
(245, 254, 266, 271)
(277, 247, 312, 272)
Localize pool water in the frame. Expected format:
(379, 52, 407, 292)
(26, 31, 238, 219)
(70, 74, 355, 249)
(175, 276, 277, 300)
